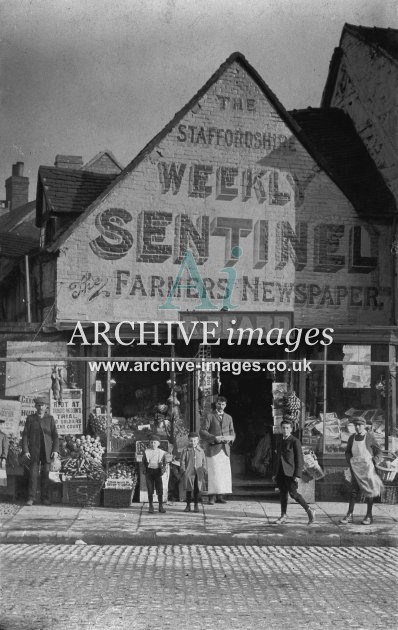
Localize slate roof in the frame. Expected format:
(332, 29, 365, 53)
(344, 24, 398, 62)
(0, 232, 37, 257)
(0, 201, 38, 239)
(289, 107, 396, 216)
(36, 167, 117, 227)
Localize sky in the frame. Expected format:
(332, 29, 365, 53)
(0, 0, 397, 202)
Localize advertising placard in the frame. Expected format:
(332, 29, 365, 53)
(0, 399, 21, 436)
(50, 389, 83, 435)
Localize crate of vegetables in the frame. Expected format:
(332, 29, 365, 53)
(61, 434, 106, 506)
(103, 462, 138, 508)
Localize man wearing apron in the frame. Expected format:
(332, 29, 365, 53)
(340, 417, 383, 525)
(200, 396, 235, 505)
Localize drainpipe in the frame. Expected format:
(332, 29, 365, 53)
(24, 255, 32, 323)
(390, 218, 397, 444)
(392, 217, 398, 326)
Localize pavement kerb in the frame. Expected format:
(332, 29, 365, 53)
(0, 529, 397, 547)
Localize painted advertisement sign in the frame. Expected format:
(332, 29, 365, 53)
(57, 60, 392, 327)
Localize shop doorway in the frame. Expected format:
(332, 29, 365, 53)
(220, 369, 274, 482)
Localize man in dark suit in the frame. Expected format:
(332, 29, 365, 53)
(200, 396, 235, 505)
(272, 418, 315, 524)
(22, 396, 59, 506)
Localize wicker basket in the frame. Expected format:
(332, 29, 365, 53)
(103, 487, 134, 508)
(376, 451, 398, 483)
(376, 464, 398, 483)
(62, 477, 103, 507)
(380, 485, 398, 504)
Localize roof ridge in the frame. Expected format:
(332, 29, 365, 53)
(39, 165, 116, 179)
(342, 22, 398, 63)
(82, 150, 124, 171)
(345, 22, 398, 35)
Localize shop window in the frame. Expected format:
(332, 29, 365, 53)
(303, 363, 325, 455)
(302, 343, 392, 457)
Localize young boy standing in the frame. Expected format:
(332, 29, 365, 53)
(142, 435, 167, 514)
(180, 432, 207, 513)
(272, 418, 316, 525)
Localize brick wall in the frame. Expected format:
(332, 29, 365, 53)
(56, 60, 392, 327)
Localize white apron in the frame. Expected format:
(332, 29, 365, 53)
(207, 451, 232, 495)
(351, 437, 384, 498)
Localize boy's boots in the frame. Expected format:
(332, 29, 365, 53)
(193, 503, 200, 513)
(184, 503, 191, 512)
(148, 501, 155, 514)
(158, 501, 166, 513)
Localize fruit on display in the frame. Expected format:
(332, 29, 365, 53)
(63, 434, 105, 462)
(61, 434, 106, 480)
(62, 455, 105, 480)
(105, 462, 138, 488)
(107, 462, 137, 480)
(88, 412, 107, 443)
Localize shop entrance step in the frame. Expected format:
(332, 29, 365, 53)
(232, 476, 278, 499)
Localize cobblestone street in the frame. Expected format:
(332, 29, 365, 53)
(1, 545, 397, 630)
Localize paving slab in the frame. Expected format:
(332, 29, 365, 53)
(0, 500, 397, 546)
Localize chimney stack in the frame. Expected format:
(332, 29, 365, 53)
(5, 162, 29, 212)
(54, 155, 83, 169)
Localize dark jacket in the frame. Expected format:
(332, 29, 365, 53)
(200, 411, 235, 458)
(180, 445, 207, 491)
(345, 432, 382, 466)
(22, 413, 59, 463)
(273, 434, 304, 478)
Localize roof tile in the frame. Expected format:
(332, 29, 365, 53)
(289, 107, 396, 216)
(37, 167, 117, 225)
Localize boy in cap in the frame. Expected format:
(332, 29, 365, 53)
(142, 434, 167, 513)
(272, 418, 316, 525)
(22, 396, 59, 506)
(340, 417, 383, 525)
(180, 432, 207, 513)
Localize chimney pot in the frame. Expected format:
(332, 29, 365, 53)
(5, 162, 29, 211)
(12, 162, 24, 177)
(54, 155, 83, 169)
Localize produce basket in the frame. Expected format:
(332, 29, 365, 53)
(376, 452, 398, 483)
(103, 462, 138, 507)
(103, 486, 135, 508)
(62, 477, 104, 507)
